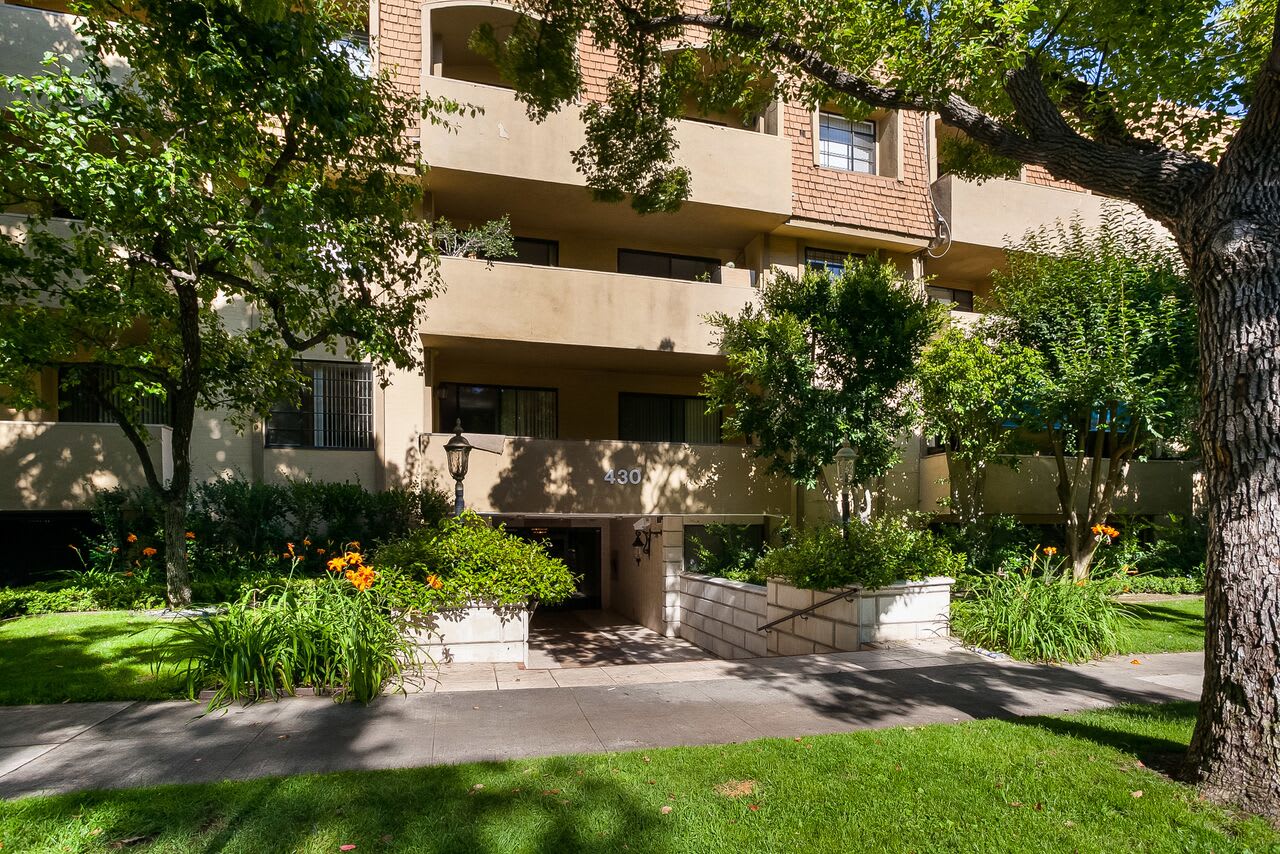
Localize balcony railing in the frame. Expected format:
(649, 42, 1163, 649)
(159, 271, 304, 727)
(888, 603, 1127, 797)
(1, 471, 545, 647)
(0, 421, 172, 511)
(427, 256, 759, 355)
(420, 76, 793, 215)
(414, 433, 791, 517)
(930, 173, 1156, 251)
(919, 452, 1196, 517)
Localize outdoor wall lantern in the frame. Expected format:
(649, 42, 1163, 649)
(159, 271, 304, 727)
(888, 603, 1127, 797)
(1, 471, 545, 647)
(632, 530, 652, 564)
(834, 439, 859, 535)
(444, 419, 473, 516)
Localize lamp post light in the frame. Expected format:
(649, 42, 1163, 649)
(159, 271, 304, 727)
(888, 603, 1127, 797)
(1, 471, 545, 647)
(444, 419, 473, 516)
(834, 439, 859, 536)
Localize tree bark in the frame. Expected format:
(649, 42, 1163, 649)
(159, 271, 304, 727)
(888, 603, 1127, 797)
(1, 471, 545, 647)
(1181, 217, 1280, 820)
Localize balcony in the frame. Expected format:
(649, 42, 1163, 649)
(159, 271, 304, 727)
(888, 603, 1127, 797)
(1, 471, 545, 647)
(930, 173, 1154, 252)
(919, 452, 1197, 518)
(425, 256, 758, 356)
(0, 421, 172, 511)
(420, 77, 793, 217)
(414, 433, 791, 517)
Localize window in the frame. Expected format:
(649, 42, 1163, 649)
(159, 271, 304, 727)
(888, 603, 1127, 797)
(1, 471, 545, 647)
(805, 248, 865, 276)
(266, 361, 373, 449)
(512, 237, 558, 267)
(925, 285, 975, 312)
(58, 365, 172, 425)
(618, 393, 722, 444)
(818, 112, 876, 174)
(329, 31, 372, 78)
(438, 383, 557, 439)
(618, 249, 721, 283)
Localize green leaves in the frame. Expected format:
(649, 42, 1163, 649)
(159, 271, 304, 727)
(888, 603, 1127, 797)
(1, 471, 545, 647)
(0, 0, 451, 441)
(705, 258, 942, 486)
(987, 209, 1198, 457)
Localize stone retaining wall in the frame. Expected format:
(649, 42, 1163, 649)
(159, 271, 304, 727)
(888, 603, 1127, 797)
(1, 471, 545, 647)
(677, 573, 768, 659)
(765, 577, 954, 656)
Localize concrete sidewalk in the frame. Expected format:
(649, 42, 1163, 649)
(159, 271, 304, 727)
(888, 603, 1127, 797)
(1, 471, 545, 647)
(0, 648, 1203, 800)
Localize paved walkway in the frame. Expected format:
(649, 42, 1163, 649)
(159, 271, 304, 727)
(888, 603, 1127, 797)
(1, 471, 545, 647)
(0, 647, 1203, 799)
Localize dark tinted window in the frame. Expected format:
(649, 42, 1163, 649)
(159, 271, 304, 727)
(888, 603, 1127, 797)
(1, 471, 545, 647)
(618, 249, 720, 283)
(925, 285, 975, 311)
(618, 393, 722, 443)
(58, 365, 172, 425)
(513, 238, 558, 266)
(438, 383, 557, 438)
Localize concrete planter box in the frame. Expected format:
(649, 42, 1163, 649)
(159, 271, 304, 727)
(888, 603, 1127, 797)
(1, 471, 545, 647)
(764, 577, 954, 655)
(409, 604, 531, 666)
(677, 572, 768, 659)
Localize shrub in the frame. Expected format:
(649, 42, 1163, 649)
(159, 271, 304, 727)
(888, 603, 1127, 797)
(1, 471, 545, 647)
(376, 512, 577, 610)
(82, 478, 451, 581)
(161, 550, 423, 708)
(685, 523, 768, 585)
(757, 515, 964, 592)
(930, 515, 1052, 575)
(950, 550, 1128, 662)
(1093, 514, 1207, 581)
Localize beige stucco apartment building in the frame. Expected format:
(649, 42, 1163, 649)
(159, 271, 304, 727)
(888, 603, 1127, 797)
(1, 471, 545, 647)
(0, 1, 1196, 627)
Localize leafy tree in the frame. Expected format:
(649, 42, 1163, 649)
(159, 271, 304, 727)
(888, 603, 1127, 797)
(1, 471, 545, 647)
(479, 0, 1280, 814)
(988, 214, 1198, 580)
(0, 0, 469, 607)
(704, 258, 941, 488)
(918, 327, 1044, 523)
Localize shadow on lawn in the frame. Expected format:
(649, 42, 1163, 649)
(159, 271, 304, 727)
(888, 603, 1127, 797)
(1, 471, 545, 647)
(0, 619, 178, 704)
(1016, 701, 1197, 776)
(1124, 602, 1205, 631)
(8, 759, 667, 853)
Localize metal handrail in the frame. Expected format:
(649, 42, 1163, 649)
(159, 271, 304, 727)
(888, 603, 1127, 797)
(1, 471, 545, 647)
(757, 585, 862, 633)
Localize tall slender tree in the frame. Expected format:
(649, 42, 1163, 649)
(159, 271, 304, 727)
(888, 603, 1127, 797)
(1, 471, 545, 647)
(476, 0, 1280, 817)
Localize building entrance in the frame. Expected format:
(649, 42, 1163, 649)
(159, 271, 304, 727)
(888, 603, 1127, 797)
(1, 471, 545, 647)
(508, 526, 602, 610)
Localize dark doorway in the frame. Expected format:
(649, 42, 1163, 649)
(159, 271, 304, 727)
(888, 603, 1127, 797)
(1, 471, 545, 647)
(508, 526, 602, 610)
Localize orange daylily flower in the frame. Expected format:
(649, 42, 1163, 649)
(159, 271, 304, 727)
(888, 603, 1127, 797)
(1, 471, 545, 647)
(286, 542, 296, 556)
(1043, 546, 1058, 556)
(126, 533, 138, 543)
(327, 556, 347, 572)
(345, 566, 377, 592)
(303, 538, 311, 547)
(185, 531, 196, 540)
(316, 548, 326, 555)
(141, 547, 157, 557)
(426, 574, 443, 590)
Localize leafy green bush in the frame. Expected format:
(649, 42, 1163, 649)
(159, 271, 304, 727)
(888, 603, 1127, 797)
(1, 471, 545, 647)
(1105, 572, 1205, 595)
(930, 515, 1053, 576)
(84, 478, 451, 579)
(685, 523, 768, 585)
(757, 515, 964, 591)
(951, 551, 1128, 662)
(376, 512, 577, 609)
(1094, 514, 1207, 581)
(161, 556, 423, 708)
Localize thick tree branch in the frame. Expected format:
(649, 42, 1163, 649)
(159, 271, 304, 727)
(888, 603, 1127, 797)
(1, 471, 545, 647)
(630, 9, 1216, 225)
(83, 383, 167, 497)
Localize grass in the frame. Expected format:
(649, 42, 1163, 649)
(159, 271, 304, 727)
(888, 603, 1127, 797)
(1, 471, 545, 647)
(0, 611, 182, 705)
(1117, 597, 1206, 654)
(2, 702, 1277, 853)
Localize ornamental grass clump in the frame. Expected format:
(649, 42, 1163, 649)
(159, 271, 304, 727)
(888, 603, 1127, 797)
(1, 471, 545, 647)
(160, 546, 422, 708)
(950, 547, 1129, 663)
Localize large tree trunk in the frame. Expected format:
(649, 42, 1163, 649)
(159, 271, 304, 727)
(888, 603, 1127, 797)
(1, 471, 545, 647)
(1181, 170, 1280, 816)
(162, 494, 193, 608)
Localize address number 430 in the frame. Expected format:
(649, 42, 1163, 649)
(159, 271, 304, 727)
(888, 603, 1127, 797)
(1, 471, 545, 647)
(604, 468, 643, 485)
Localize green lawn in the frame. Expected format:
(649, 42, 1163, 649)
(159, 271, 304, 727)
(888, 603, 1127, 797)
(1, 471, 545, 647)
(2, 702, 1276, 853)
(1117, 597, 1206, 655)
(0, 612, 183, 705)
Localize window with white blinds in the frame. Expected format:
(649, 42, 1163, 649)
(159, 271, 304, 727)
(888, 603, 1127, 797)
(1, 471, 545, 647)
(266, 361, 374, 449)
